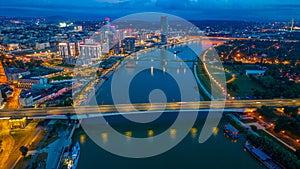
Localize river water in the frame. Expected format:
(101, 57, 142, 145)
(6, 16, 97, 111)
(73, 41, 264, 169)
(73, 117, 263, 169)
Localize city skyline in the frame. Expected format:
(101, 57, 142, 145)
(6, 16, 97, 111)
(0, 0, 300, 21)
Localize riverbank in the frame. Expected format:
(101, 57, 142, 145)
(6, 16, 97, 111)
(226, 113, 300, 168)
(194, 64, 212, 100)
(226, 113, 297, 152)
(26, 120, 79, 169)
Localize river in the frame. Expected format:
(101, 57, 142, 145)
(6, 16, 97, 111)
(73, 116, 264, 169)
(73, 40, 265, 169)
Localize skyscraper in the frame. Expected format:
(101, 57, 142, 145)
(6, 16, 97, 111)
(161, 16, 168, 43)
(161, 16, 168, 35)
(69, 42, 80, 57)
(58, 42, 69, 58)
(123, 37, 136, 53)
(79, 39, 103, 60)
(291, 18, 295, 32)
(104, 17, 111, 31)
(58, 42, 80, 58)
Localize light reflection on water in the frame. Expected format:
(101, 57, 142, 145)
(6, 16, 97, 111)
(169, 129, 177, 139)
(81, 124, 240, 146)
(101, 133, 108, 144)
(74, 118, 263, 169)
(93, 127, 224, 144)
(148, 130, 154, 137)
(212, 127, 219, 136)
(95, 126, 220, 142)
(79, 134, 86, 144)
(190, 128, 198, 139)
(150, 66, 154, 76)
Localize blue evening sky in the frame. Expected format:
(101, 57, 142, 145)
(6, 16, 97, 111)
(0, 0, 300, 21)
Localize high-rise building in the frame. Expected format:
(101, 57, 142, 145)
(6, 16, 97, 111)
(104, 17, 111, 31)
(161, 16, 168, 43)
(58, 42, 69, 58)
(291, 18, 295, 32)
(102, 42, 110, 54)
(93, 32, 102, 43)
(123, 37, 136, 53)
(58, 42, 80, 58)
(69, 42, 80, 56)
(79, 43, 102, 60)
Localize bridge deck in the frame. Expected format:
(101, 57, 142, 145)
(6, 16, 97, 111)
(0, 99, 299, 118)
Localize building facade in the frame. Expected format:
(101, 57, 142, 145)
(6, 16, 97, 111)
(122, 37, 136, 53)
(58, 42, 80, 59)
(161, 16, 168, 43)
(79, 44, 102, 60)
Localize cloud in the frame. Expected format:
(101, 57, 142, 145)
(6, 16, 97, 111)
(0, 0, 300, 21)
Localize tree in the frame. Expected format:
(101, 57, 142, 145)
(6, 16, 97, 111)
(259, 75, 276, 88)
(247, 133, 300, 169)
(19, 146, 28, 157)
(250, 125, 258, 132)
(257, 106, 276, 119)
(227, 83, 239, 92)
(284, 107, 298, 116)
(274, 116, 289, 133)
(296, 149, 300, 159)
(253, 89, 263, 98)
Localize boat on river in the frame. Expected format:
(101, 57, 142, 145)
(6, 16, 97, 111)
(244, 141, 284, 169)
(62, 142, 80, 169)
(223, 123, 239, 139)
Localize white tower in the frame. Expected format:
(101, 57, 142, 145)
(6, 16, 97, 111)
(291, 18, 295, 32)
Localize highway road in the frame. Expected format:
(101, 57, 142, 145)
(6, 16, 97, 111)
(0, 99, 299, 118)
(0, 120, 43, 169)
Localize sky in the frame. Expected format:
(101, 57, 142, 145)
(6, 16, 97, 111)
(0, 0, 300, 21)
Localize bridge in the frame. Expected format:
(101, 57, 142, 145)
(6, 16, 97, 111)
(187, 36, 249, 42)
(0, 99, 299, 120)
